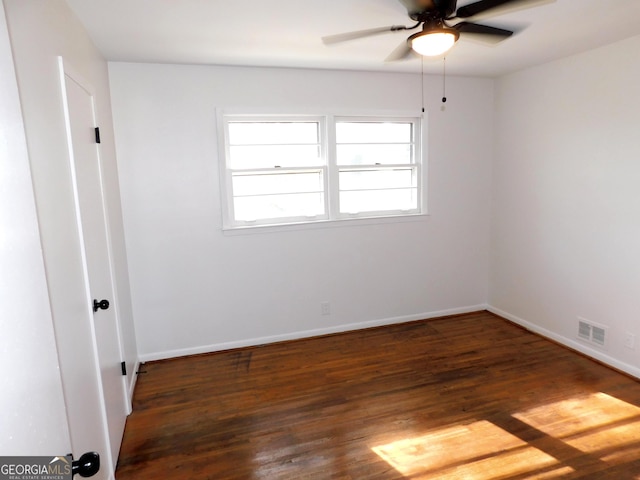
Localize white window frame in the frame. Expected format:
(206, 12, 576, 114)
(333, 116, 421, 220)
(218, 111, 424, 230)
(220, 114, 329, 227)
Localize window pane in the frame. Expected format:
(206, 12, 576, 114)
(336, 122, 412, 144)
(232, 171, 323, 196)
(337, 144, 412, 166)
(234, 192, 325, 221)
(339, 168, 415, 191)
(340, 188, 418, 214)
(230, 145, 322, 169)
(229, 122, 319, 145)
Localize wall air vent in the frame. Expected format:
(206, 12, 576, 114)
(577, 317, 608, 348)
(578, 321, 591, 340)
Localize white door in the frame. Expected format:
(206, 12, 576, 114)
(60, 60, 129, 474)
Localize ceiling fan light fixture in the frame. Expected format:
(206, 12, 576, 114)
(410, 28, 459, 56)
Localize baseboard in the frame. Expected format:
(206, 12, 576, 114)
(488, 305, 640, 380)
(126, 359, 141, 412)
(138, 304, 488, 362)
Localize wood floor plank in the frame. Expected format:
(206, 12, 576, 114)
(116, 311, 640, 479)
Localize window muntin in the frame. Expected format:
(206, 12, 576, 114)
(221, 115, 422, 228)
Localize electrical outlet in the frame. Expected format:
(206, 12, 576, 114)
(623, 332, 635, 350)
(321, 301, 330, 316)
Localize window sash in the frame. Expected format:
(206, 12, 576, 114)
(229, 168, 328, 224)
(335, 118, 417, 168)
(337, 165, 420, 217)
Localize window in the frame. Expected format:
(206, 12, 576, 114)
(219, 114, 422, 228)
(336, 119, 419, 216)
(225, 118, 327, 223)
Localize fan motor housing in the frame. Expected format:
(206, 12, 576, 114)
(408, 0, 457, 21)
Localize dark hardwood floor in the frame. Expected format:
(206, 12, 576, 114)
(116, 311, 640, 479)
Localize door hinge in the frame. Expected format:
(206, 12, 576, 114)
(121, 361, 127, 376)
(94, 127, 101, 144)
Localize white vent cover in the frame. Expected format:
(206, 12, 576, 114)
(578, 321, 591, 340)
(578, 318, 607, 348)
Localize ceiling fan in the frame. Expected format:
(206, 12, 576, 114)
(322, 0, 555, 60)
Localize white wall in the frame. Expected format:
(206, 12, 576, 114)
(490, 35, 640, 377)
(109, 63, 494, 360)
(0, 0, 70, 455)
(3, 0, 137, 471)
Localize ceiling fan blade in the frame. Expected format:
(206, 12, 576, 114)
(455, 21, 513, 37)
(385, 40, 413, 62)
(455, 0, 554, 20)
(322, 26, 405, 45)
(455, 22, 514, 44)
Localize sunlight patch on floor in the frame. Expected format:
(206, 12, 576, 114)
(371, 420, 570, 479)
(514, 392, 640, 462)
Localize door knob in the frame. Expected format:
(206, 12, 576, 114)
(72, 452, 100, 477)
(93, 299, 110, 312)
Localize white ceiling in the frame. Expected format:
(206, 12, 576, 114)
(65, 0, 640, 77)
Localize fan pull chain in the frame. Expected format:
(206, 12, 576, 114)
(442, 56, 447, 104)
(421, 55, 425, 114)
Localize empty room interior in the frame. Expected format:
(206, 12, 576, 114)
(2, 0, 640, 478)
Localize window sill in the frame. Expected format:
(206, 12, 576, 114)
(221, 213, 430, 236)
